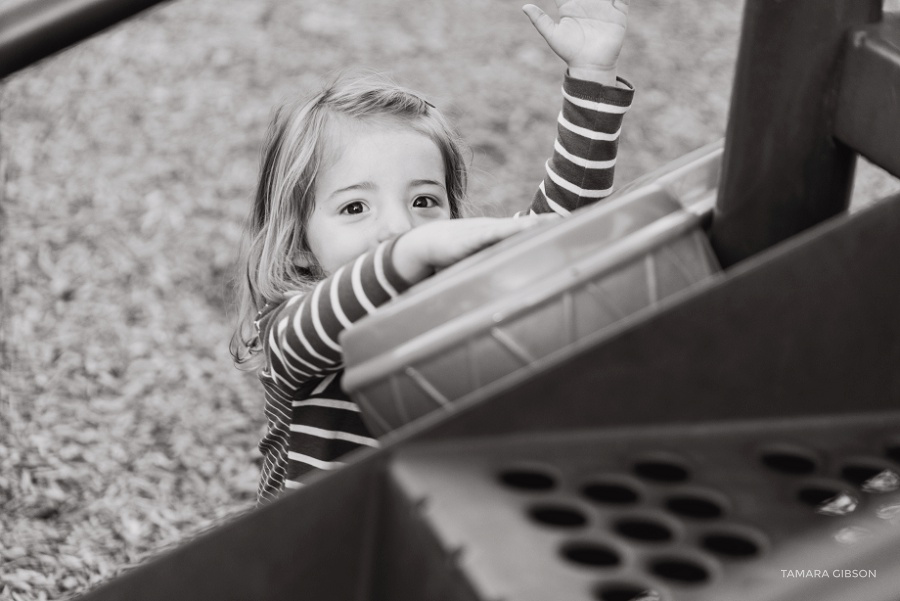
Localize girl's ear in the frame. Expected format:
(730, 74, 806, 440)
(293, 248, 315, 269)
(293, 248, 327, 281)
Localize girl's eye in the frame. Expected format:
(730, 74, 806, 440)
(341, 201, 366, 215)
(412, 196, 438, 208)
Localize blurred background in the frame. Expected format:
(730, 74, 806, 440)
(0, 0, 898, 598)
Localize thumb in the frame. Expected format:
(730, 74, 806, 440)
(522, 4, 556, 43)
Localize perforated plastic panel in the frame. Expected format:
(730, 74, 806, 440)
(384, 413, 900, 601)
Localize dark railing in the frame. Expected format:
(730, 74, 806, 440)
(708, 0, 884, 267)
(0, 0, 170, 79)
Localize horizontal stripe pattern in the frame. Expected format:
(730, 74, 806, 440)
(530, 75, 633, 214)
(256, 240, 406, 504)
(256, 74, 633, 503)
(290, 424, 379, 447)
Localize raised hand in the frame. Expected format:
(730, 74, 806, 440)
(523, 0, 629, 85)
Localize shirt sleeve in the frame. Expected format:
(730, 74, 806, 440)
(257, 237, 411, 389)
(523, 74, 635, 216)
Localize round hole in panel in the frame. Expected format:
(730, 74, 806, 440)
(560, 541, 621, 567)
(529, 504, 588, 528)
(841, 464, 884, 487)
(701, 532, 761, 558)
(796, 483, 859, 516)
(632, 458, 690, 484)
(839, 460, 900, 493)
(759, 446, 818, 475)
(885, 440, 900, 463)
(594, 582, 660, 601)
(498, 467, 557, 492)
(613, 517, 674, 542)
(797, 486, 842, 506)
(582, 481, 641, 505)
(648, 556, 710, 584)
(664, 494, 725, 520)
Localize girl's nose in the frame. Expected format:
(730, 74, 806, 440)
(376, 206, 413, 242)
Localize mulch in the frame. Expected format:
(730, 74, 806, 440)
(1, 0, 897, 599)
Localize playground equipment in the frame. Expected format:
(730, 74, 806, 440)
(4, 0, 900, 599)
(0, 0, 170, 78)
(343, 155, 721, 435)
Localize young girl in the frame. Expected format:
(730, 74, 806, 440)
(233, 0, 635, 503)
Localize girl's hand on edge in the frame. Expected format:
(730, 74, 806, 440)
(392, 214, 558, 285)
(523, 0, 629, 86)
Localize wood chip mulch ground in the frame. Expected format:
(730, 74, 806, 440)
(2, 0, 897, 599)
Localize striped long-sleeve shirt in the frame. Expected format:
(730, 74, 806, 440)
(255, 75, 634, 502)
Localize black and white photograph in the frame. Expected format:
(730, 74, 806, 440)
(2, 0, 900, 599)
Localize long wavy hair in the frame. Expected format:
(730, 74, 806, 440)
(230, 73, 468, 367)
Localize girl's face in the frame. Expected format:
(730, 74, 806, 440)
(304, 118, 452, 276)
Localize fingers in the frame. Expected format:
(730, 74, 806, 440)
(483, 213, 558, 242)
(516, 213, 560, 229)
(395, 215, 561, 283)
(522, 4, 556, 43)
(441, 215, 554, 256)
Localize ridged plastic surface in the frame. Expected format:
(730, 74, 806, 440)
(342, 144, 723, 436)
